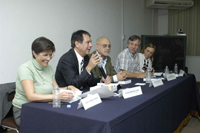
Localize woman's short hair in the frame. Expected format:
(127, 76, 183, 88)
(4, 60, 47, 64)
(32, 37, 55, 59)
(140, 43, 156, 62)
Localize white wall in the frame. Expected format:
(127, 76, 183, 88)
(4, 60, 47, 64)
(0, 0, 123, 83)
(0, 0, 154, 84)
(123, 0, 153, 48)
(158, 9, 168, 35)
(186, 56, 200, 82)
(2, 0, 198, 83)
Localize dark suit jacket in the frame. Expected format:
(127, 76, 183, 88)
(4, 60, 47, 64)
(89, 51, 117, 82)
(55, 49, 101, 89)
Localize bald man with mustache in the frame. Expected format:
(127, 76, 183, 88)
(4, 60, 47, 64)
(89, 37, 126, 82)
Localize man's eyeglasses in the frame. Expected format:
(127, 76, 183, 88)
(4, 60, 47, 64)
(99, 44, 111, 48)
(39, 54, 54, 59)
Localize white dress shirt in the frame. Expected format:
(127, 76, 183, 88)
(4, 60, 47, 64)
(74, 49, 84, 75)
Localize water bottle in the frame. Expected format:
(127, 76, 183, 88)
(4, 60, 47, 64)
(146, 69, 151, 83)
(53, 86, 61, 108)
(164, 66, 169, 79)
(174, 63, 178, 74)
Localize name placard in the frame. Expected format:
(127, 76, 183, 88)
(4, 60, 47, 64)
(151, 79, 164, 87)
(81, 93, 102, 110)
(166, 73, 176, 81)
(119, 80, 131, 85)
(179, 69, 186, 76)
(122, 86, 143, 99)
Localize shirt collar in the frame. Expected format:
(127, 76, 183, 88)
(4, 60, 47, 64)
(127, 48, 138, 59)
(32, 58, 45, 71)
(102, 57, 107, 67)
(74, 49, 84, 64)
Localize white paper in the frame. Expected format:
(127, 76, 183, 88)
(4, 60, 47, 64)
(59, 90, 82, 103)
(118, 80, 131, 84)
(135, 83, 146, 86)
(122, 86, 143, 99)
(143, 78, 160, 81)
(97, 83, 119, 86)
(96, 79, 131, 89)
(79, 86, 114, 98)
(154, 72, 163, 76)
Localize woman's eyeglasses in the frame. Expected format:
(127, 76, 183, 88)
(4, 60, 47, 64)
(39, 54, 54, 59)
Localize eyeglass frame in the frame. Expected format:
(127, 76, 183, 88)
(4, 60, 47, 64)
(39, 53, 54, 59)
(98, 44, 111, 48)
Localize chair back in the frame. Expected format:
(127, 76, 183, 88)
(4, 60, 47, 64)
(0, 82, 20, 132)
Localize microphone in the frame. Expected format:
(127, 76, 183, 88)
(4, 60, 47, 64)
(97, 62, 107, 79)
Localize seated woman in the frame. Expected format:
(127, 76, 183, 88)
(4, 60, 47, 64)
(138, 43, 156, 72)
(12, 37, 79, 127)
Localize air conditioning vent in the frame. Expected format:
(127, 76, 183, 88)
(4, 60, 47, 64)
(146, 0, 194, 9)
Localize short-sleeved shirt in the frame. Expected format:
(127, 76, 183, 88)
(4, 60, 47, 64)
(115, 48, 139, 73)
(138, 53, 152, 72)
(12, 59, 54, 108)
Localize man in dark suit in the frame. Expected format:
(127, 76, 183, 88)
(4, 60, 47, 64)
(55, 30, 110, 89)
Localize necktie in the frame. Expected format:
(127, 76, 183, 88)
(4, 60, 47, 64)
(81, 59, 84, 72)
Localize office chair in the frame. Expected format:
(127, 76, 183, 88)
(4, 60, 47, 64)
(1, 89, 20, 133)
(1, 116, 20, 133)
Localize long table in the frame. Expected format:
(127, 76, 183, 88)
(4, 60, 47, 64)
(20, 74, 200, 133)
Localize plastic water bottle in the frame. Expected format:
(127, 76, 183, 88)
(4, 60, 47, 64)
(164, 66, 169, 79)
(53, 86, 61, 108)
(146, 69, 151, 83)
(174, 63, 178, 74)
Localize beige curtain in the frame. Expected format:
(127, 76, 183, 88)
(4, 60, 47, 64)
(168, 0, 200, 56)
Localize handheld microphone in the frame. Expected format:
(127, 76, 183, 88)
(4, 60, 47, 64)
(96, 51, 107, 79)
(97, 63, 107, 79)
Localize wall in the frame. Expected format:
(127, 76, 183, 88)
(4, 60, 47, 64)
(2, 0, 197, 83)
(158, 9, 168, 35)
(123, 0, 153, 48)
(0, 0, 154, 84)
(186, 56, 200, 82)
(0, 0, 123, 83)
